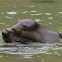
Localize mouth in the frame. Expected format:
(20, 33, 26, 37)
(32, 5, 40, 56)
(2, 37, 12, 43)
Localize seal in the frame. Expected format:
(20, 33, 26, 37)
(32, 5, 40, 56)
(2, 19, 62, 43)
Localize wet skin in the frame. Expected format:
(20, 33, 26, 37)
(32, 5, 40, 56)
(2, 19, 62, 43)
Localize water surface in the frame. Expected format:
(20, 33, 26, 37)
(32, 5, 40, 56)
(0, 0, 62, 62)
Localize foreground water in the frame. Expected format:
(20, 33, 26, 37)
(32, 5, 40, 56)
(0, 0, 62, 62)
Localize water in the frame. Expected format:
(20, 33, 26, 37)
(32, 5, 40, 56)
(0, 0, 62, 62)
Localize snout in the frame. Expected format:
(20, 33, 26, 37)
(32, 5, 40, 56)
(2, 30, 9, 38)
(2, 29, 12, 43)
(12, 25, 22, 34)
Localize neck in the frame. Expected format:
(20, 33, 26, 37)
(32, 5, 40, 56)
(31, 25, 46, 42)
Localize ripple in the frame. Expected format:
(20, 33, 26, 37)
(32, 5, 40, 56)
(48, 23, 52, 24)
(48, 17, 53, 19)
(22, 11, 27, 14)
(40, 13, 43, 14)
(31, 14, 35, 16)
(0, 55, 3, 57)
(31, 13, 40, 16)
(29, 6, 35, 8)
(31, 13, 43, 16)
(0, 23, 5, 25)
(8, 5, 10, 6)
(23, 55, 33, 58)
(1, 13, 4, 14)
(35, 19, 41, 22)
(6, 12, 17, 14)
(54, 52, 61, 56)
(6, 25, 9, 26)
(46, 53, 52, 54)
(45, 13, 52, 15)
(0, 43, 62, 58)
(5, 16, 13, 19)
(57, 12, 62, 14)
(35, 13, 40, 15)
(52, 47, 62, 50)
(30, 10, 37, 12)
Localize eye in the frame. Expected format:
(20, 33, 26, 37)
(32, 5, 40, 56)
(23, 25, 27, 30)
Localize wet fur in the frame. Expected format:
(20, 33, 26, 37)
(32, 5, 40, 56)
(2, 19, 62, 43)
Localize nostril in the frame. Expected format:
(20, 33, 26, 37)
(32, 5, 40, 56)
(12, 28, 16, 32)
(12, 27, 18, 33)
(12, 28, 14, 31)
(2, 32, 5, 36)
(2, 32, 9, 38)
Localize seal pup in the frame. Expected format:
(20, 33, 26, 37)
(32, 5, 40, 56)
(10, 19, 62, 43)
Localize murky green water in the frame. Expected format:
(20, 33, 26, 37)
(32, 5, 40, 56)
(0, 0, 62, 62)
